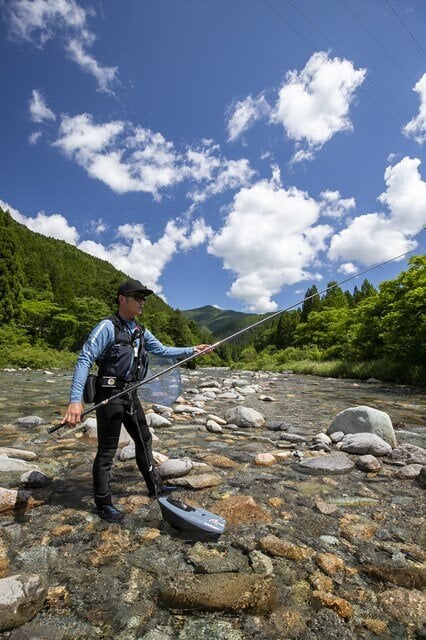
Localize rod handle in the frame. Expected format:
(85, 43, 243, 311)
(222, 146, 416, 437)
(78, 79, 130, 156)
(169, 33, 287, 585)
(48, 423, 65, 434)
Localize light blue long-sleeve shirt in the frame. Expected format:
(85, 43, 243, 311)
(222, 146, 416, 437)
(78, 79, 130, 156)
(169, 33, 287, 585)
(70, 316, 195, 403)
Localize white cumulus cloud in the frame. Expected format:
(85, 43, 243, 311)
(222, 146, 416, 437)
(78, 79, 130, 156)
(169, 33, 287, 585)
(319, 190, 356, 218)
(226, 93, 271, 142)
(271, 52, 366, 161)
(53, 114, 255, 201)
(328, 156, 425, 265)
(208, 169, 332, 312)
(403, 73, 426, 144)
(4, 0, 118, 93)
(79, 218, 213, 298)
(0, 198, 79, 244)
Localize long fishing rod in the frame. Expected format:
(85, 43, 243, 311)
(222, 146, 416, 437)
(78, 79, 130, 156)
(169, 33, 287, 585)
(48, 248, 418, 434)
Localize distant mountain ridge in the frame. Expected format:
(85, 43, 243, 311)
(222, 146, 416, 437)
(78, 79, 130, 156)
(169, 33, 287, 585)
(182, 304, 264, 340)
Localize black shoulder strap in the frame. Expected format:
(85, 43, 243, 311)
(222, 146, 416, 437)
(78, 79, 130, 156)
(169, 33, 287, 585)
(109, 314, 145, 341)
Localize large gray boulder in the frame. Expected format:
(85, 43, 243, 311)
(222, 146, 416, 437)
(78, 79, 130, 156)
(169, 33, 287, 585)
(224, 407, 265, 428)
(327, 406, 396, 447)
(0, 574, 47, 631)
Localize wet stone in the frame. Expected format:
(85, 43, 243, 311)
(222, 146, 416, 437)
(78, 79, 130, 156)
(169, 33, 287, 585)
(297, 452, 355, 475)
(159, 572, 277, 613)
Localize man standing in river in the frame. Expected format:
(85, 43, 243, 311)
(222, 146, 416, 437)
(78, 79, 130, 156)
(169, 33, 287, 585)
(62, 278, 211, 523)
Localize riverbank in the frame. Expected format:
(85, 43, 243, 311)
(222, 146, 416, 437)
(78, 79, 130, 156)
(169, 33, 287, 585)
(0, 368, 425, 639)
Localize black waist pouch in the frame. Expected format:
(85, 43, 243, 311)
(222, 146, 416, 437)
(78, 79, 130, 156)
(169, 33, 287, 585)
(83, 374, 97, 404)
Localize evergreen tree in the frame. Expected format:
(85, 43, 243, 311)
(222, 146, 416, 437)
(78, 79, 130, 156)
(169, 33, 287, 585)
(0, 209, 23, 323)
(300, 285, 321, 321)
(322, 282, 348, 309)
(275, 311, 300, 349)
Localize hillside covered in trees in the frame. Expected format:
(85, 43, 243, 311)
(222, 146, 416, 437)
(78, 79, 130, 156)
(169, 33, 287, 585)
(1, 207, 424, 383)
(0, 208, 215, 369)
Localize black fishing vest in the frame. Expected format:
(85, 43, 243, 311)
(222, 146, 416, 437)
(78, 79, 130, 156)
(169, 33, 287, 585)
(97, 314, 149, 384)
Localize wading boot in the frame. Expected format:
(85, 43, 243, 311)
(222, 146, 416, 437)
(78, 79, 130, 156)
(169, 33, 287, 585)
(96, 504, 125, 524)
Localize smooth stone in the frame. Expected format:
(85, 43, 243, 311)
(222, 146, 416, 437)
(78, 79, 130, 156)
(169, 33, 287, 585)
(198, 380, 221, 389)
(146, 413, 173, 428)
(279, 433, 306, 443)
(171, 473, 222, 489)
(0, 459, 39, 473)
(206, 414, 226, 426)
(259, 535, 313, 561)
(218, 392, 241, 400)
(394, 464, 423, 478)
(15, 417, 45, 428)
(313, 433, 332, 445)
(255, 453, 276, 466)
(117, 442, 135, 461)
(259, 395, 277, 402)
(340, 433, 392, 456)
(224, 407, 265, 428)
(158, 573, 276, 613)
(157, 458, 193, 479)
(327, 406, 396, 447)
(151, 404, 173, 415)
(298, 452, 355, 475)
(0, 448, 37, 461)
(355, 455, 382, 472)
(237, 386, 257, 395)
(173, 405, 206, 415)
(206, 420, 223, 433)
(0, 574, 47, 631)
(20, 471, 51, 488)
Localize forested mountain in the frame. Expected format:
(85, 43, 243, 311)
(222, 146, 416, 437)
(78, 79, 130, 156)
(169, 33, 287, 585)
(182, 305, 262, 339)
(0, 207, 213, 368)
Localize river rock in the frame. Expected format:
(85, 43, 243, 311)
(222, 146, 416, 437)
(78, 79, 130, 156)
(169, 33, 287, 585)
(173, 405, 206, 415)
(20, 471, 51, 488)
(0, 448, 37, 461)
(418, 466, 426, 488)
(158, 573, 276, 613)
(187, 543, 249, 574)
(394, 464, 423, 479)
(157, 458, 193, 478)
(249, 550, 274, 575)
(339, 433, 392, 456)
(199, 380, 221, 389)
(206, 414, 226, 426)
(15, 417, 45, 428)
(0, 574, 47, 631)
(0, 459, 39, 473)
(224, 407, 265, 428)
(329, 431, 345, 443)
(327, 406, 397, 447)
(146, 413, 172, 429)
(117, 442, 135, 461)
(255, 453, 276, 466)
(171, 473, 222, 489)
(388, 443, 426, 466)
(298, 452, 355, 475)
(206, 420, 223, 433)
(211, 495, 271, 526)
(259, 535, 313, 562)
(355, 455, 382, 472)
(279, 433, 306, 443)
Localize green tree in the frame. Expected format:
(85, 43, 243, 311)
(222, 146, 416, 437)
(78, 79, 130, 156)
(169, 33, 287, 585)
(300, 285, 321, 321)
(322, 282, 348, 309)
(0, 210, 23, 322)
(275, 311, 300, 349)
(351, 256, 425, 366)
(295, 307, 353, 358)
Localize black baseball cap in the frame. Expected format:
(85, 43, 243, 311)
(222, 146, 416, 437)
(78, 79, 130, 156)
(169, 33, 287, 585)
(117, 279, 154, 298)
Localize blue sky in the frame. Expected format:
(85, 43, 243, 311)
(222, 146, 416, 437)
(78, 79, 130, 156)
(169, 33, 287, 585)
(0, 0, 425, 312)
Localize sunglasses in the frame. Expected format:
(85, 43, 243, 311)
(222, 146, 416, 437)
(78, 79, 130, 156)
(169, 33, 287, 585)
(128, 292, 146, 302)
